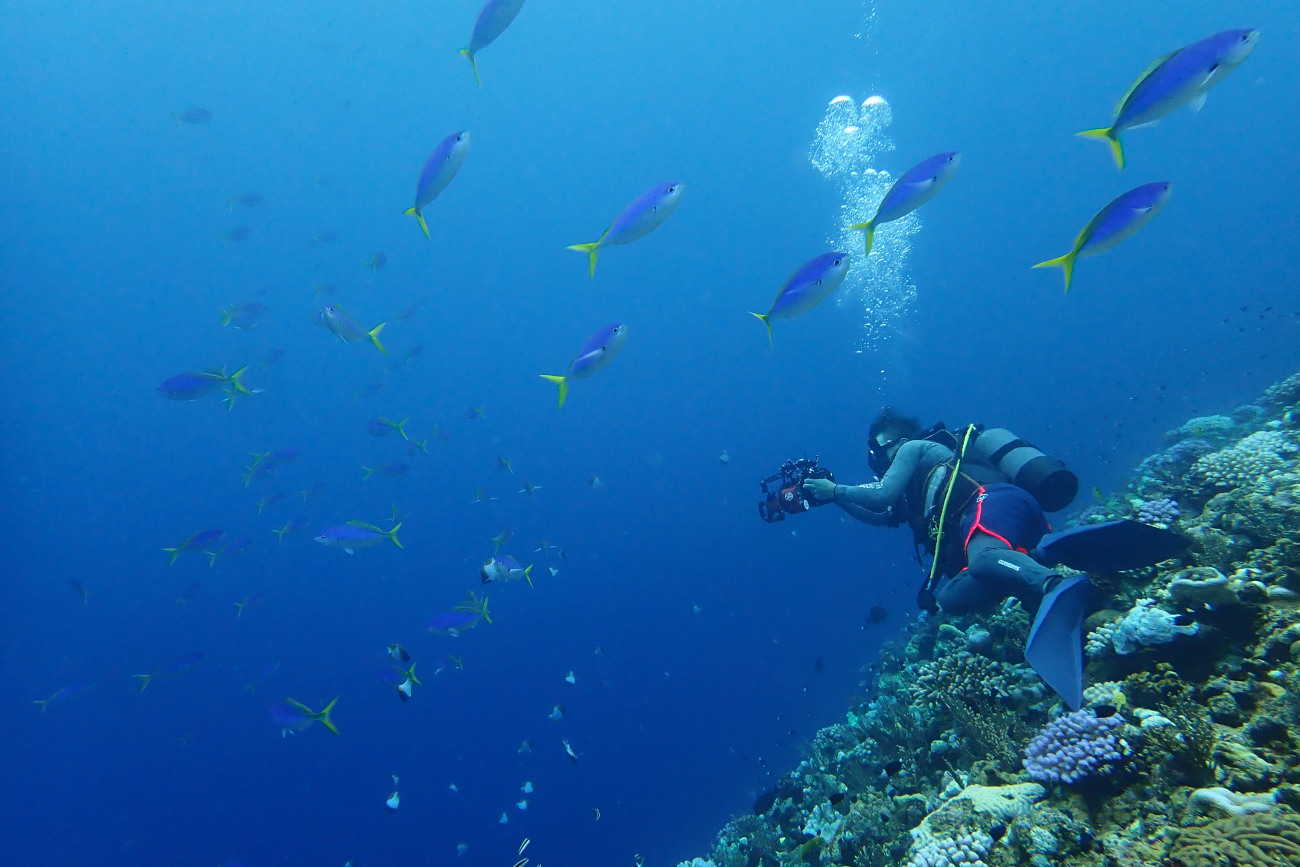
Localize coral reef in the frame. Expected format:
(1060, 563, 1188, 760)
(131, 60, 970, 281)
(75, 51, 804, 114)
(1166, 808, 1300, 866)
(684, 371, 1300, 867)
(1022, 710, 1130, 784)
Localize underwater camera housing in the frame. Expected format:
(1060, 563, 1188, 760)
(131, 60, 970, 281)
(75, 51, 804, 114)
(758, 457, 834, 523)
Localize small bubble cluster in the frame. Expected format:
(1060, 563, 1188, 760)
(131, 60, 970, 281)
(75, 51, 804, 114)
(808, 94, 919, 352)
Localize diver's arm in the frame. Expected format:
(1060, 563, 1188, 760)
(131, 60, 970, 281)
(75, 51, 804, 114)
(836, 500, 895, 525)
(833, 440, 933, 512)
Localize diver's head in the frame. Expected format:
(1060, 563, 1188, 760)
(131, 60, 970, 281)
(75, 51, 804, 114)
(867, 407, 921, 476)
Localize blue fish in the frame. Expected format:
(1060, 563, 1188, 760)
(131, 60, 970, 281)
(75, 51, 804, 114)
(163, 529, 224, 566)
(244, 662, 280, 693)
(367, 417, 408, 439)
(428, 592, 493, 636)
(269, 697, 339, 736)
(33, 683, 91, 713)
(406, 131, 470, 239)
(318, 305, 387, 355)
(567, 183, 684, 278)
(427, 609, 483, 637)
(315, 521, 403, 554)
(158, 367, 252, 401)
(539, 324, 628, 408)
(133, 653, 203, 692)
(750, 253, 852, 346)
(849, 152, 960, 257)
(1033, 181, 1172, 292)
(481, 555, 533, 586)
(460, 0, 528, 86)
(207, 536, 253, 567)
(1079, 29, 1259, 169)
(362, 463, 409, 480)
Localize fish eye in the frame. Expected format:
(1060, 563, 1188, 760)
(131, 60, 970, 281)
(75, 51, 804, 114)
(834, 258, 842, 265)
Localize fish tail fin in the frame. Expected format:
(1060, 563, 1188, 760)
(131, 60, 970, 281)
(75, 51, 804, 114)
(163, 547, 180, 566)
(523, 564, 534, 588)
(220, 306, 233, 325)
(133, 673, 153, 693)
(1076, 127, 1124, 170)
(481, 598, 493, 625)
(404, 207, 430, 239)
(34, 698, 49, 713)
(317, 697, 340, 735)
(207, 550, 219, 568)
(388, 523, 403, 549)
(566, 242, 600, 279)
(227, 365, 252, 396)
(368, 323, 388, 355)
(415, 439, 429, 454)
(459, 48, 482, 87)
(1032, 251, 1078, 293)
(409, 662, 421, 686)
(396, 418, 408, 441)
(540, 374, 568, 408)
(750, 312, 773, 348)
(362, 466, 374, 480)
(848, 219, 877, 256)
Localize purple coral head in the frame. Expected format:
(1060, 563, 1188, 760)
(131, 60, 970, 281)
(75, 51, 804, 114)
(1023, 708, 1128, 785)
(1136, 498, 1180, 525)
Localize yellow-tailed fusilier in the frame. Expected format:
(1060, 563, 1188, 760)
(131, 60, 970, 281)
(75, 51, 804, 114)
(751, 253, 851, 347)
(460, 0, 529, 87)
(1079, 29, 1259, 169)
(406, 131, 470, 239)
(540, 324, 628, 408)
(850, 152, 959, 257)
(568, 184, 684, 278)
(1033, 182, 1171, 292)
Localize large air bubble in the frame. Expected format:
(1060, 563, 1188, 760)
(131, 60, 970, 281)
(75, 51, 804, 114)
(809, 94, 919, 351)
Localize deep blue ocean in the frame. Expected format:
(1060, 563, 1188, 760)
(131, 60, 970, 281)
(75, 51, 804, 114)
(3, 1, 1297, 865)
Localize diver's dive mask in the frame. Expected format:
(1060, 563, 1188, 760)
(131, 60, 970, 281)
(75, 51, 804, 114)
(867, 431, 903, 477)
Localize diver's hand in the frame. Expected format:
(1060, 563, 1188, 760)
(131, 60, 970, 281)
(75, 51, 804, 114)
(801, 478, 837, 503)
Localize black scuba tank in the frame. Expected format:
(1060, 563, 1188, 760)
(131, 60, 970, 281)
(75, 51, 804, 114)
(965, 428, 1078, 512)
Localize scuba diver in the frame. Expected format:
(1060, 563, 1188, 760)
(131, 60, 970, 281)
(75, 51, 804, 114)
(797, 408, 1186, 710)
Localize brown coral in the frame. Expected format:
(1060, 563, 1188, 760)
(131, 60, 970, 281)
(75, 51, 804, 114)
(1165, 808, 1300, 866)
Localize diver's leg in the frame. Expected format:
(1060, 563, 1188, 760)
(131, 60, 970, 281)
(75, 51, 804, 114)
(964, 531, 1061, 600)
(937, 532, 1055, 613)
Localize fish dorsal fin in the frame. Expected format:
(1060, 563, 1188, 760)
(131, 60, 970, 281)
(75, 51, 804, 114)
(1116, 50, 1177, 115)
(1189, 90, 1208, 113)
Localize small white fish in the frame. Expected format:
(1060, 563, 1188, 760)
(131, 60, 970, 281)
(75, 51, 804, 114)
(521, 781, 534, 794)
(564, 670, 576, 685)
(457, 843, 469, 857)
(548, 704, 565, 721)
(386, 791, 400, 811)
(499, 812, 509, 824)
(516, 799, 528, 811)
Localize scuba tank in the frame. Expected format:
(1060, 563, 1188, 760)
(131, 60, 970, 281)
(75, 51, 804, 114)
(965, 427, 1077, 512)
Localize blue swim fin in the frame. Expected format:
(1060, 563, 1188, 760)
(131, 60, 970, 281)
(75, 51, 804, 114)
(1025, 575, 1089, 710)
(1033, 519, 1188, 573)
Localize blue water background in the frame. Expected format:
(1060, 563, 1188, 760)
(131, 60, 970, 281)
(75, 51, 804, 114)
(3, 1, 1298, 864)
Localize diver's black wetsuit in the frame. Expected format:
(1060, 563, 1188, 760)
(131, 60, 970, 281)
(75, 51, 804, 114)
(830, 439, 1061, 612)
